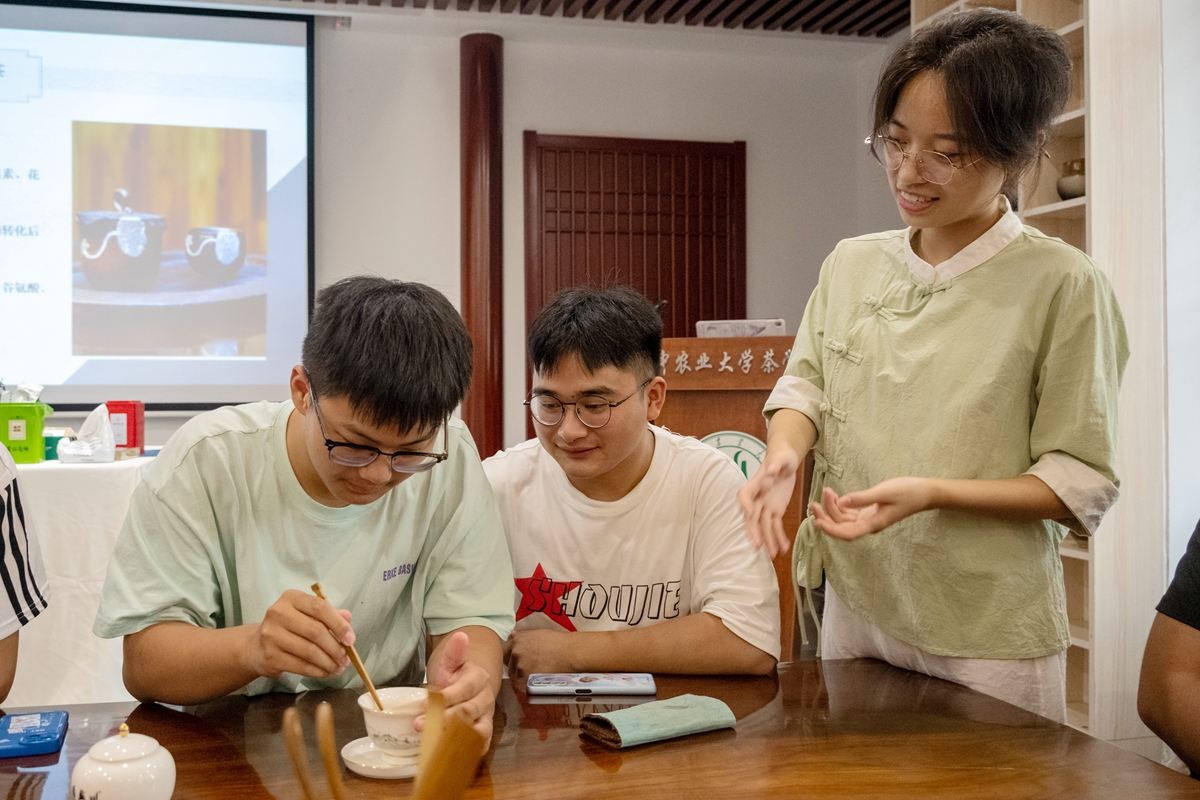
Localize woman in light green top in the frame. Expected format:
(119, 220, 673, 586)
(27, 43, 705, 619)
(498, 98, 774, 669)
(739, 9, 1128, 721)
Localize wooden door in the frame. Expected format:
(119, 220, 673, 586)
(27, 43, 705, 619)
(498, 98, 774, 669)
(523, 132, 747, 338)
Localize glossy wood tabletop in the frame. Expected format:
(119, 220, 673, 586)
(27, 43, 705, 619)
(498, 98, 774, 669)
(6, 659, 1198, 799)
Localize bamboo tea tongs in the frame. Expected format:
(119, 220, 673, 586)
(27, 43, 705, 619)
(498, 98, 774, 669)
(282, 703, 347, 800)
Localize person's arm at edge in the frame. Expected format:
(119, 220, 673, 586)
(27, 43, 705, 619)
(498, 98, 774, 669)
(738, 408, 818, 557)
(0, 631, 17, 704)
(123, 623, 265, 704)
(927, 475, 1071, 521)
(122, 590, 354, 705)
(425, 626, 504, 746)
(809, 475, 1071, 541)
(1138, 612, 1200, 775)
(505, 612, 775, 678)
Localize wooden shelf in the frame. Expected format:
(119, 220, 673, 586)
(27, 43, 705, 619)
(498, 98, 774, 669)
(1022, 0, 1083, 31)
(1066, 701, 1090, 732)
(912, 0, 1016, 29)
(1057, 18, 1084, 37)
(1060, 535, 1091, 561)
(1053, 107, 1085, 138)
(1058, 18, 1085, 57)
(912, 0, 960, 26)
(912, 0, 959, 22)
(913, 0, 1107, 742)
(1024, 196, 1086, 220)
(1054, 15, 1086, 115)
(909, 0, 1171, 749)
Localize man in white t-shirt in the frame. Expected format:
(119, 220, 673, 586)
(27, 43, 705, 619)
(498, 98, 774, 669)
(95, 278, 514, 743)
(0, 442, 51, 702)
(484, 286, 780, 678)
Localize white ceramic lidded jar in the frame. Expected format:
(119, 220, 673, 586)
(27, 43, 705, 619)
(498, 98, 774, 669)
(70, 723, 176, 800)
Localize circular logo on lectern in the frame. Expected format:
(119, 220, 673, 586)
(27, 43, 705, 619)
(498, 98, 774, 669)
(701, 430, 767, 479)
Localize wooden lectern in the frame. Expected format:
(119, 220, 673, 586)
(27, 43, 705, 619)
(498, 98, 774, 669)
(655, 336, 811, 661)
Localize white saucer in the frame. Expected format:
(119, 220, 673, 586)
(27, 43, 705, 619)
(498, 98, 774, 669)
(341, 737, 419, 779)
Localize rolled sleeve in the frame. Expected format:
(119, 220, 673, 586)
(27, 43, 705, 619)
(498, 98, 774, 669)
(763, 249, 835, 439)
(422, 459, 516, 642)
(763, 375, 825, 442)
(1024, 451, 1118, 536)
(1027, 262, 1128, 536)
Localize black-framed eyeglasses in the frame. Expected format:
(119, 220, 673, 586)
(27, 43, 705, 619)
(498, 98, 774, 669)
(310, 390, 448, 473)
(866, 134, 983, 186)
(524, 377, 653, 429)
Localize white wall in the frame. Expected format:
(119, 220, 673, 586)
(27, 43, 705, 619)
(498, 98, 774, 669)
(122, 9, 897, 444)
(1163, 0, 1200, 575)
(311, 11, 898, 447)
(313, 16, 463, 298)
(855, 37, 902, 237)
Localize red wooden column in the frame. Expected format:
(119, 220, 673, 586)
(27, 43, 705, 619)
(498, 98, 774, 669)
(460, 33, 503, 458)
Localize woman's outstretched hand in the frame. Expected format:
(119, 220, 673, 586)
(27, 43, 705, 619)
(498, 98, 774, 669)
(810, 478, 937, 541)
(738, 447, 801, 558)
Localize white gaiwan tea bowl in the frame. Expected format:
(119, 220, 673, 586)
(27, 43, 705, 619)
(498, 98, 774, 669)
(358, 686, 428, 763)
(70, 723, 176, 800)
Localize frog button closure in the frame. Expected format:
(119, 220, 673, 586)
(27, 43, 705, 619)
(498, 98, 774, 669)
(863, 294, 897, 321)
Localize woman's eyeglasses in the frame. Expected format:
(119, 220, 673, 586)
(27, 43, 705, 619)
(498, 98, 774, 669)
(866, 134, 983, 186)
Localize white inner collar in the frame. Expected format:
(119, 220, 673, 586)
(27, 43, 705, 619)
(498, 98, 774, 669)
(904, 196, 1022, 285)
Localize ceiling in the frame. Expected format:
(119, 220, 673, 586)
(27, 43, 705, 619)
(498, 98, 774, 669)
(281, 0, 910, 36)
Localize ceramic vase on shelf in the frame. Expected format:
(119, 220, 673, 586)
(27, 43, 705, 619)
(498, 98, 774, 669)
(1056, 158, 1086, 201)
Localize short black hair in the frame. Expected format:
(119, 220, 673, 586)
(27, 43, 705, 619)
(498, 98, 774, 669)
(528, 286, 662, 382)
(872, 8, 1071, 204)
(302, 277, 472, 435)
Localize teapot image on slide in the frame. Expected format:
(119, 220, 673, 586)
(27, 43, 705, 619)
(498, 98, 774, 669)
(76, 189, 165, 292)
(185, 226, 247, 281)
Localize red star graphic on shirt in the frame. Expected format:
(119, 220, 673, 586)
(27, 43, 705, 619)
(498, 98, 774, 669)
(514, 563, 581, 632)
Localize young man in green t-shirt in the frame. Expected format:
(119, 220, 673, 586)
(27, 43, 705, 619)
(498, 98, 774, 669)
(95, 277, 514, 743)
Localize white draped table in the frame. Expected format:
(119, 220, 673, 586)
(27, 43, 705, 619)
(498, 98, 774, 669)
(8, 458, 149, 707)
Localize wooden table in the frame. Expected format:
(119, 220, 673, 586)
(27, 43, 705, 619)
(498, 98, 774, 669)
(5, 659, 1197, 799)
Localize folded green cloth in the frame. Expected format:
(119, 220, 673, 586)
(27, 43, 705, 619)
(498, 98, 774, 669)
(579, 694, 735, 748)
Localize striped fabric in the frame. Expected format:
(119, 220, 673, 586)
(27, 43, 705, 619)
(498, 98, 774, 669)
(0, 445, 50, 639)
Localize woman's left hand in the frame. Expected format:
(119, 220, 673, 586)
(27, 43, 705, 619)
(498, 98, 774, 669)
(810, 478, 938, 540)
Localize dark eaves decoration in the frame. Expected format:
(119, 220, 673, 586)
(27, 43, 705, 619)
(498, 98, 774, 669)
(283, 0, 910, 36)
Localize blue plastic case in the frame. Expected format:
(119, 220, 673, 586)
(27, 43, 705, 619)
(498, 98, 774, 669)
(0, 711, 69, 758)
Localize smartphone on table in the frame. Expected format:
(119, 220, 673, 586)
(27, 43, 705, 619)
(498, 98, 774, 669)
(0, 711, 69, 758)
(526, 673, 657, 696)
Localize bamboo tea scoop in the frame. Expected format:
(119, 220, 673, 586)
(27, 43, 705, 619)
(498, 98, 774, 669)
(315, 702, 348, 800)
(412, 706, 485, 800)
(311, 582, 383, 711)
(282, 707, 317, 800)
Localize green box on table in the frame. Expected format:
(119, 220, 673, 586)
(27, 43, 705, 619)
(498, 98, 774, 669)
(0, 402, 53, 464)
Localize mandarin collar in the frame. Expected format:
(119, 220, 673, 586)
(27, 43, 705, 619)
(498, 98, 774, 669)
(903, 196, 1022, 286)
